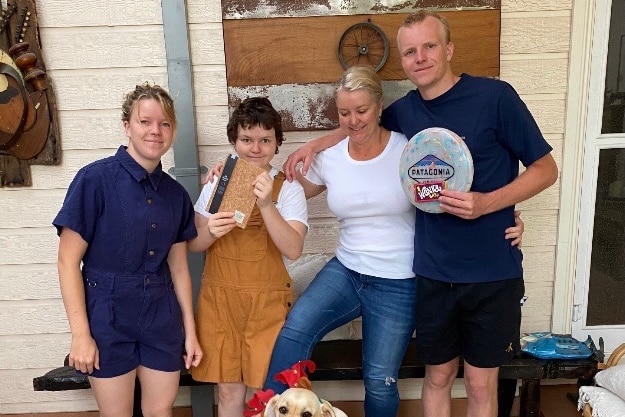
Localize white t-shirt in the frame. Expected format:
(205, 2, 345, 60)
(306, 131, 415, 279)
(195, 166, 309, 230)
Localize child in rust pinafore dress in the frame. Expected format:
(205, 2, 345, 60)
(189, 97, 308, 416)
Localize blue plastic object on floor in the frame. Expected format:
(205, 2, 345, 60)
(521, 332, 594, 359)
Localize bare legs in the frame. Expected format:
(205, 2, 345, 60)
(422, 358, 499, 417)
(89, 366, 180, 417)
(217, 382, 247, 417)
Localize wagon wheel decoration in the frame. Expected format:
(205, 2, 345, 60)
(337, 21, 389, 72)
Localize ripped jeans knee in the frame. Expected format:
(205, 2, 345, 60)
(363, 375, 400, 417)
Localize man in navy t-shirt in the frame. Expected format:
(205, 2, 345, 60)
(282, 10, 558, 417)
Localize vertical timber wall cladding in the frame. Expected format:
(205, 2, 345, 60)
(221, 1, 500, 131)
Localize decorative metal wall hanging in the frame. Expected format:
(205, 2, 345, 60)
(0, 0, 60, 187)
(337, 20, 389, 72)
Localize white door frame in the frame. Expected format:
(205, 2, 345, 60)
(555, 0, 625, 353)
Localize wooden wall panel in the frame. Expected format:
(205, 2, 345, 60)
(221, 0, 500, 18)
(223, 11, 500, 87)
(222, 9, 500, 131)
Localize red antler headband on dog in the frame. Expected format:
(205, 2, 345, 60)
(244, 388, 275, 417)
(274, 360, 316, 388)
(244, 360, 317, 416)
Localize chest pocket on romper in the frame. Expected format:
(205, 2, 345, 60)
(214, 172, 286, 262)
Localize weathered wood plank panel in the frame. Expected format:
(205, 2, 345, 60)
(228, 80, 424, 130)
(227, 82, 563, 133)
(223, 11, 500, 87)
(39, 27, 166, 70)
(227, 84, 337, 131)
(221, 0, 500, 19)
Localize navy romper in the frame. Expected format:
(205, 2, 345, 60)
(53, 146, 197, 378)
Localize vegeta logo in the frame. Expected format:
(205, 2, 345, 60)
(408, 155, 454, 183)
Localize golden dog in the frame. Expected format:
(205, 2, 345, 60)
(263, 387, 348, 417)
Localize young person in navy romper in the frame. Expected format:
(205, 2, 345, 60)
(53, 83, 203, 417)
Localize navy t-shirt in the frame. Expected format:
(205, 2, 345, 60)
(382, 74, 553, 283)
(53, 146, 197, 278)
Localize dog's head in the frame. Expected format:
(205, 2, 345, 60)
(263, 388, 342, 417)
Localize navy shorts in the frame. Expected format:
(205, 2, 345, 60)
(414, 276, 525, 368)
(83, 269, 184, 378)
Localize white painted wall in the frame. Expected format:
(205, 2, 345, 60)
(0, 0, 571, 413)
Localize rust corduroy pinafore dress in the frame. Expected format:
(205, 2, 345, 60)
(192, 172, 294, 388)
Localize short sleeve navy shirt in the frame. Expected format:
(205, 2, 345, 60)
(382, 74, 553, 283)
(53, 146, 197, 276)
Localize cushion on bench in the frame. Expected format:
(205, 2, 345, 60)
(578, 386, 625, 417)
(578, 364, 625, 417)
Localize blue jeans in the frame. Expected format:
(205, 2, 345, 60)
(264, 257, 416, 417)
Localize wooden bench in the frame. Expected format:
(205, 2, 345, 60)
(33, 338, 600, 417)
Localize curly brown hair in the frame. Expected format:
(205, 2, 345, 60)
(226, 97, 284, 149)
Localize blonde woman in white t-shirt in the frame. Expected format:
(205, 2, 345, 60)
(262, 66, 524, 417)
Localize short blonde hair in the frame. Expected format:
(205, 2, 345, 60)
(335, 65, 383, 104)
(402, 10, 451, 44)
